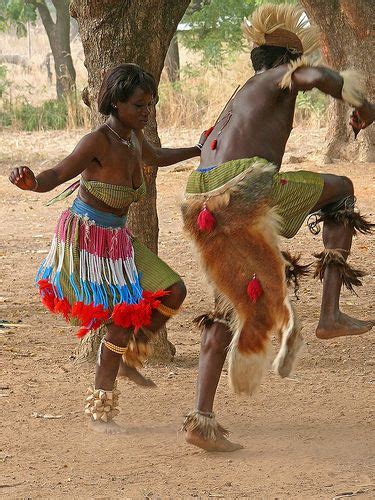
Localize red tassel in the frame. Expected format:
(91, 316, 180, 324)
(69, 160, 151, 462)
(204, 126, 214, 138)
(197, 205, 216, 232)
(247, 274, 263, 303)
(210, 139, 217, 150)
(280, 178, 288, 185)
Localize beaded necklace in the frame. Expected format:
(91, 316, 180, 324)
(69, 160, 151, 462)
(105, 123, 134, 150)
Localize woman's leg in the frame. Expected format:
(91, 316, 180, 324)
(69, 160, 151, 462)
(88, 323, 131, 434)
(118, 279, 187, 375)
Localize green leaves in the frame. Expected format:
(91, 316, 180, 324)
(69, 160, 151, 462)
(181, 0, 256, 66)
(0, 0, 38, 36)
(180, 0, 297, 67)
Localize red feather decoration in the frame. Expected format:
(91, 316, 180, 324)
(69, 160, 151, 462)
(197, 206, 216, 232)
(204, 126, 214, 138)
(247, 275, 263, 303)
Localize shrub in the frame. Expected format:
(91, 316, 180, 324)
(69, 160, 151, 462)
(0, 95, 89, 131)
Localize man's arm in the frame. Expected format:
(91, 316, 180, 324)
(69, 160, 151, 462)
(289, 66, 374, 129)
(291, 66, 343, 98)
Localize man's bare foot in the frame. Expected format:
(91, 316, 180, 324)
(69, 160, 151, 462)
(185, 429, 243, 452)
(117, 361, 156, 387)
(88, 419, 125, 434)
(316, 312, 374, 339)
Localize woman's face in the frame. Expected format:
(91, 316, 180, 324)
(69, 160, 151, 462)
(115, 87, 153, 130)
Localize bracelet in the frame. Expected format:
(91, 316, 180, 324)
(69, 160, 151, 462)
(195, 143, 203, 151)
(32, 178, 39, 191)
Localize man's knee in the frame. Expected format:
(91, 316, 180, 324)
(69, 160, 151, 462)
(201, 323, 231, 353)
(340, 176, 354, 197)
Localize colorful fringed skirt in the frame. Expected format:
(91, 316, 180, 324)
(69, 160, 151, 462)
(36, 198, 180, 337)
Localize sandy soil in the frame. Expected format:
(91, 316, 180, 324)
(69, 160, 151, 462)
(0, 126, 374, 499)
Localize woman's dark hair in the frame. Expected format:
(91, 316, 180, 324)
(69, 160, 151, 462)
(98, 63, 157, 116)
(250, 45, 301, 72)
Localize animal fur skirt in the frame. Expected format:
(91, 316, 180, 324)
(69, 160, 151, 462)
(181, 158, 323, 395)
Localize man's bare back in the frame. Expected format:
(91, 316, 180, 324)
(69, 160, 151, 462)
(199, 65, 297, 169)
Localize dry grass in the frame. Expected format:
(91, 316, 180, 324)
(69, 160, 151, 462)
(0, 26, 324, 131)
(0, 24, 87, 104)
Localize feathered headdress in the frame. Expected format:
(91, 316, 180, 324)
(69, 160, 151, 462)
(242, 3, 319, 55)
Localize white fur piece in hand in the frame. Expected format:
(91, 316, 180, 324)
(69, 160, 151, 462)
(340, 70, 366, 108)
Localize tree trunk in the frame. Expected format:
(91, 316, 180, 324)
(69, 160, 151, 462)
(301, 0, 374, 162)
(165, 35, 180, 83)
(30, 0, 76, 99)
(70, 0, 190, 362)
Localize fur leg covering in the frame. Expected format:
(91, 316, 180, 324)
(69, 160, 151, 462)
(281, 250, 311, 298)
(313, 249, 365, 293)
(193, 299, 233, 330)
(308, 195, 374, 235)
(183, 189, 297, 395)
(181, 410, 229, 440)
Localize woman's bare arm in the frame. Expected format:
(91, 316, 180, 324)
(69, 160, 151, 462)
(9, 131, 106, 192)
(138, 131, 206, 168)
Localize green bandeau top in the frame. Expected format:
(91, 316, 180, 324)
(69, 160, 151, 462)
(80, 178, 146, 210)
(45, 177, 146, 208)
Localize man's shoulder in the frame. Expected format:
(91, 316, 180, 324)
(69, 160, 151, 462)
(244, 65, 292, 93)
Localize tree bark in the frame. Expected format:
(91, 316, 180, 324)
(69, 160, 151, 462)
(301, 0, 374, 162)
(165, 35, 180, 83)
(28, 0, 76, 99)
(70, 0, 190, 362)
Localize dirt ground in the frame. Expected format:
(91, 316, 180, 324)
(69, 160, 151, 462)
(0, 126, 374, 499)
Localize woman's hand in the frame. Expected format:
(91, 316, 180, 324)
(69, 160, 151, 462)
(9, 166, 37, 191)
(196, 126, 214, 151)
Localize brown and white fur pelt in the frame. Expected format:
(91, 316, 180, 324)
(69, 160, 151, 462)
(182, 169, 303, 395)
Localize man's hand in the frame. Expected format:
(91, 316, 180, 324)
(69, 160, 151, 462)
(9, 166, 37, 191)
(350, 101, 375, 137)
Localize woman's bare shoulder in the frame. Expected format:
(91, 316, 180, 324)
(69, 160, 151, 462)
(75, 126, 110, 155)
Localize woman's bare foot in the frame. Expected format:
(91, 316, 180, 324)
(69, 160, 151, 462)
(117, 361, 156, 387)
(316, 312, 374, 339)
(185, 429, 243, 452)
(88, 419, 125, 434)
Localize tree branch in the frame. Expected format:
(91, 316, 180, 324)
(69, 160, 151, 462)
(27, 0, 55, 34)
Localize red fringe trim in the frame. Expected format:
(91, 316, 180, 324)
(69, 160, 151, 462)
(37, 280, 169, 338)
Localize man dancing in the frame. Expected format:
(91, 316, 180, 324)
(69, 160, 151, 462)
(181, 3, 374, 452)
